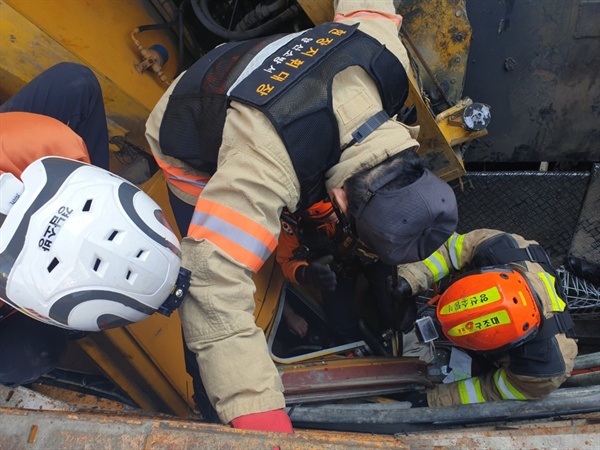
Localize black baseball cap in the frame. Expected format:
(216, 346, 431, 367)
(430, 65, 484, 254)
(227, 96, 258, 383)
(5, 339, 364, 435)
(354, 169, 458, 265)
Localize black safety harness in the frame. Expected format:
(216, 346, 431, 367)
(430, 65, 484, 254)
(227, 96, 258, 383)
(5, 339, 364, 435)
(472, 237, 576, 340)
(160, 22, 409, 210)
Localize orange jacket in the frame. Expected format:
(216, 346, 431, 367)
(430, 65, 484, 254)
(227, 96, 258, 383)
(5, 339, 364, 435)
(0, 112, 90, 178)
(0, 112, 90, 310)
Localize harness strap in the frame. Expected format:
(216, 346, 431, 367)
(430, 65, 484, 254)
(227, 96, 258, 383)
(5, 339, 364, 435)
(494, 245, 554, 271)
(536, 309, 576, 340)
(342, 109, 389, 151)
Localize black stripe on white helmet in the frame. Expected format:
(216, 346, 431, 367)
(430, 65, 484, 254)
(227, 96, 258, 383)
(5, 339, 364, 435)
(0, 156, 182, 331)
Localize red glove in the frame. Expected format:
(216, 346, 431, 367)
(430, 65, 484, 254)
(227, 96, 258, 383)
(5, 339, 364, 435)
(231, 409, 294, 433)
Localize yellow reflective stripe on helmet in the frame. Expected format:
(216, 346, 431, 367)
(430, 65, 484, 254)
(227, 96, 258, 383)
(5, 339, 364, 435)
(439, 286, 502, 315)
(458, 377, 486, 404)
(538, 272, 566, 312)
(423, 251, 450, 282)
(493, 369, 527, 400)
(448, 233, 465, 270)
(447, 310, 511, 337)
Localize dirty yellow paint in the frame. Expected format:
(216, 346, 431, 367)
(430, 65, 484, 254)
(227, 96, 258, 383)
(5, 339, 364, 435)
(0, 0, 178, 149)
(3, 0, 177, 109)
(405, 70, 466, 181)
(103, 326, 191, 417)
(297, 0, 334, 24)
(76, 336, 159, 412)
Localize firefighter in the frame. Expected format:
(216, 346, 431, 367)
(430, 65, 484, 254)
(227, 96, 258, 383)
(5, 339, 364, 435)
(145, 0, 458, 433)
(0, 64, 186, 387)
(391, 229, 578, 407)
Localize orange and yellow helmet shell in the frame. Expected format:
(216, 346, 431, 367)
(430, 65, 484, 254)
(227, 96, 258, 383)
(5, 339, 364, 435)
(436, 267, 541, 352)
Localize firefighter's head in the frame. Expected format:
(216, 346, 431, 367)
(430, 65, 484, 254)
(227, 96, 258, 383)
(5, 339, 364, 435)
(436, 266, 542, 352)
(0, 156, 187, 332)
(330, 150, 458, 265)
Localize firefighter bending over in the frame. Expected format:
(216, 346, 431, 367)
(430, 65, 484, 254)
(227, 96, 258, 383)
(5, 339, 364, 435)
(146, 0, 457, 432)
(391, 229, 578, 407)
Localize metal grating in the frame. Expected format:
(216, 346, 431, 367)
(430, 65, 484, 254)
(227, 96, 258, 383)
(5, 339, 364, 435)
(569, 164, 600, 266)
(454, 171, 591, 267)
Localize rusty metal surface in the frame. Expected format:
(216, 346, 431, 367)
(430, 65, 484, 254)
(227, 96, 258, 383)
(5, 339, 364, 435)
(461, 0, 600, 162)
(281, 357, 433, 404)
(398, 0, 472, 109)
(396, 414, 600, 449)
(0, 386, 76, 412)
(0, 407, 409, 449)
(27, 384, 137, 413)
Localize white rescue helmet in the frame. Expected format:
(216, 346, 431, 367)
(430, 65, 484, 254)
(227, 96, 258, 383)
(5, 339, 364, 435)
(0, 156, 188, 332)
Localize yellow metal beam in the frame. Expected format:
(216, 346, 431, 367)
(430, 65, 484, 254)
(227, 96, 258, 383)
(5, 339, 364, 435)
(76, 336, 159, 412)
(102, 327, 191, 418)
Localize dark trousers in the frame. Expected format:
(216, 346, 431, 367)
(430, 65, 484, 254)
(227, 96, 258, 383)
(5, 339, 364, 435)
(0, 62, 109, 170)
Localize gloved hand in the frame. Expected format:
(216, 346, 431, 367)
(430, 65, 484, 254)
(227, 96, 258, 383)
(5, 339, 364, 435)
(230, 409, 294, 433)
(567, 256, 600, 286)
(387, 274, 412, 302)
(387, 274, 417, 333)
(296, 255, 337, 292)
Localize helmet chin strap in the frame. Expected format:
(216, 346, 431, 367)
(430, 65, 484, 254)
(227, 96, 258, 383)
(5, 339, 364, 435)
(0, 173, 24, 226)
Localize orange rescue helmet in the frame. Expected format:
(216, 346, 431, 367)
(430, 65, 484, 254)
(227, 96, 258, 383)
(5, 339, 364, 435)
(436, 267, 541, 352)
(305, 200, 335, 221)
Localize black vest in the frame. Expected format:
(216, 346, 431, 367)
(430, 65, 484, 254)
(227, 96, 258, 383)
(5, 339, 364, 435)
(160, 22, 408, 210)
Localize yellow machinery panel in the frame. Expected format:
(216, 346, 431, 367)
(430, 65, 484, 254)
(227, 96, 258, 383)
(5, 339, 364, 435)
(0, 0, 178, 149)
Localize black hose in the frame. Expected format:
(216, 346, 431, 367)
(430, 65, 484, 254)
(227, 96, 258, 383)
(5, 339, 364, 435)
(191, 0, 301, 41)
(234, 0, 288, 32)
(136, 22, 176, 33)
(287, 385, 600, 434)
(175, 0, 190, 79)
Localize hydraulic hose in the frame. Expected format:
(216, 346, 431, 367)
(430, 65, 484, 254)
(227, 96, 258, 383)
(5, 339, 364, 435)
(191, 0, 301, 41)
(287, 385, 600, 434)
(234, 0, 288, 31)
